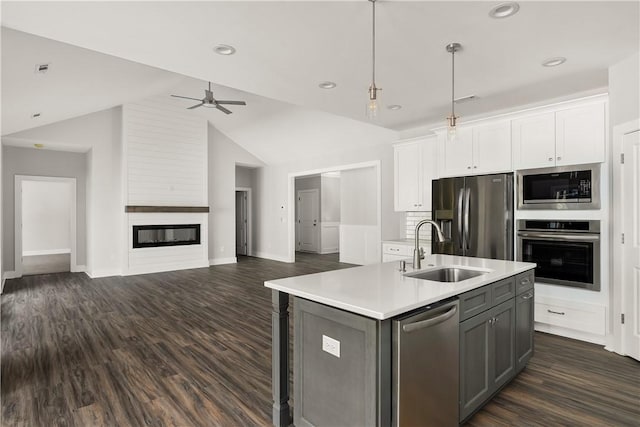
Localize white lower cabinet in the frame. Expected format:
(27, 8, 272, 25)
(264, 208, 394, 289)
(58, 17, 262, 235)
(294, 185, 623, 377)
(534, 296, 606, 344)
(382, 241, 430, 263)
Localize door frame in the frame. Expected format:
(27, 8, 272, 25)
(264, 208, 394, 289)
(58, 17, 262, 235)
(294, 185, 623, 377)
(611, 118, 640, 355)
(235, 187, 252, 257)
(287, 161, 381, 263)
(296, 188, 320, 253)
(14, 175, 78, 277)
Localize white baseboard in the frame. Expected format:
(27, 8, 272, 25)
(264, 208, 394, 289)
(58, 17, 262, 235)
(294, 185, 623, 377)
(123, 260, 209, 277)
(87, 268, 123, 278)
(209, 257, 237, 266)
(71, 264, 87, 273)
(253, 251, 293, 263)
(23, 248, 71, 256)
(319, 249, 339, 254)
(534, 322, 606, 346)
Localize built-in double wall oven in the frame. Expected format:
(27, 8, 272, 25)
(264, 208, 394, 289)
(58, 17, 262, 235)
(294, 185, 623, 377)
(517, 220, 600, 291)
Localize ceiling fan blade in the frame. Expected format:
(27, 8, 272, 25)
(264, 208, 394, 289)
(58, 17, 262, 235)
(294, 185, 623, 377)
(216, 105, 233, 115)
(187, 103, 204, 110)
(215, 100, 246, 106)
(171, 95, 203, 101)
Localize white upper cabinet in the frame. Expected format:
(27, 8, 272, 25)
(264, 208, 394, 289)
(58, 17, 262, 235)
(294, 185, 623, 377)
(441, 127, 474, 177)
(555, 103, 606, 166)
(394, 136, 437, 212)
(472, 121, 512, 174)
(512, 102, 606, 170)
(512, 112, 556, 170)
(440, 122, 511, 177)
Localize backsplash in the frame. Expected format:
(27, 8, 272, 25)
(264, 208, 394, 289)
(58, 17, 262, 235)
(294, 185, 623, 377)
(406, 211, 432, 240)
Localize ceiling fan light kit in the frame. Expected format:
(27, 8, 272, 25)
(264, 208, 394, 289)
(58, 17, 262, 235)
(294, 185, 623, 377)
(171, 81, 246, 114)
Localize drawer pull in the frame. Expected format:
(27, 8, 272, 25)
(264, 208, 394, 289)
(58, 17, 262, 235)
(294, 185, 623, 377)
(548, 309, 565, 315)
(521, 277, 531, 285)
(522, 292, 534, 300)
(390, 248, 400, 252)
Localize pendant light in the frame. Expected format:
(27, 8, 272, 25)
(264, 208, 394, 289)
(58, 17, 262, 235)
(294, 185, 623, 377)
(446, 42, 462, 141)
(366, 0, 381, 119)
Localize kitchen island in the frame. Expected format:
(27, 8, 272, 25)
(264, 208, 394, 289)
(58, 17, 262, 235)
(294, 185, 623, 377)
(265, 255, 535, 427)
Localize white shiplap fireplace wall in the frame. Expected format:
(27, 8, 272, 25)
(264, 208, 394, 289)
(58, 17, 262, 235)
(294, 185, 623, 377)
(122, 96, 209, 275)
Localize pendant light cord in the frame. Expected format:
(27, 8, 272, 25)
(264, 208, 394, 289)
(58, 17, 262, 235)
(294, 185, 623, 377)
(371, 0, 376, 86)
(451, 48, 455, 118)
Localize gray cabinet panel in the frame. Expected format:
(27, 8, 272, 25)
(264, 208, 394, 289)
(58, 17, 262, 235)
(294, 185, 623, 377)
(491, 299, 516, 390)
(492, 277, 516, 306)
(459, 286, 492, 321)
(516, 289, 535, 371)
(516, 270, 534, 295)
(459, 309, 492, 421)
(294, 298, 378, 427)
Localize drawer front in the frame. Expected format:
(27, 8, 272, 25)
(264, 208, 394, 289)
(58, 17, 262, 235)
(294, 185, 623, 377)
(491, 277, 516, 306)
(534, 300, 605, 335)
(459, 285, 492, 322)
(516, 270, 534, 295)
(382, 243, 413, 257)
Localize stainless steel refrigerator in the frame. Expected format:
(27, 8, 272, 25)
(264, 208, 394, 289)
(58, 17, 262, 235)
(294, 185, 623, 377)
(431, 173, 514, 260)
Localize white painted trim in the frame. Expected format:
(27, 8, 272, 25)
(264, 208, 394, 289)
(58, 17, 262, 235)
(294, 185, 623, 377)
(86, 269, 122, 279)
(287, 160, 382, 263)
(235, 187, 252, 256)
(124, 260, 209, 276)
(253, 251, 293, 263)
(71, 264, 87, 273)
(209, 257, 237, 266)
(23, 248, 71, 256)
(612, 118, 640, 356)
(296, 188, 320, 253)
(14, 175, 78, 278)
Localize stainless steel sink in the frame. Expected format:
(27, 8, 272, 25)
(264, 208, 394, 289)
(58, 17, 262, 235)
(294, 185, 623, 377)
(406, 267, 488, 283)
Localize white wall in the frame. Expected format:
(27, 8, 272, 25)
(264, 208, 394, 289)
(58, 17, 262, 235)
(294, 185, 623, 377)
(208, 125, 263, 264)
(235, 166, 254, 188)
(2, 146, 87, 271)
(340, 167, 376, 226)
(321, 174, 340, 222)
(2, 107, 122, 277)
(609, 52, 640, 128)
(22, 180, 72, 255)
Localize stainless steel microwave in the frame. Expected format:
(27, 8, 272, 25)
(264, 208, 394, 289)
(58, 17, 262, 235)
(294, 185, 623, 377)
(517, 164, 600, 210)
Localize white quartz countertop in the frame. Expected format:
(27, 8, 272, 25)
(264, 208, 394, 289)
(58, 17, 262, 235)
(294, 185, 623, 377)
(265, 255, 535, 320)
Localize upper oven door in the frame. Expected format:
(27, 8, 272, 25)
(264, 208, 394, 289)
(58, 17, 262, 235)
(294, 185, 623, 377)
(517, 164, 600, 210)
(517, 232, 600, 291)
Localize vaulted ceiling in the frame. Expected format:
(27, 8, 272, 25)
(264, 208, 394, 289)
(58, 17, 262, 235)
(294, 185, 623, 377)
(2, 1, 639, 141)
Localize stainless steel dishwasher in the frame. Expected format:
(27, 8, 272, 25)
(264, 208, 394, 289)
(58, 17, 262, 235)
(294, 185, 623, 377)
(392, 298, 459, 427)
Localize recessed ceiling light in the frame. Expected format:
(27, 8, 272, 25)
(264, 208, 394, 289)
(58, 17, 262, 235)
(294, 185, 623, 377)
(318, 81, 337, 89)
(542, 57, 567, 67)
(387, 104, 402, 110)
(213, 44, 236, 55)
(31, 113, 41, 118)
(34, 143, 44, 149)
(489, 2, 520, 19)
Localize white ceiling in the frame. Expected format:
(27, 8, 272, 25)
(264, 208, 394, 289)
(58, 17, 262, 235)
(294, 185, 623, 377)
(2, 1, 638, 132)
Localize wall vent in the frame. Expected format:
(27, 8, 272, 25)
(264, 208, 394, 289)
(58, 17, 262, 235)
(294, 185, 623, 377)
(35, 63, 50, 73)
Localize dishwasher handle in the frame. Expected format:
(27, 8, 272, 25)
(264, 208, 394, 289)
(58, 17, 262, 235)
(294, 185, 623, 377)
(402, 305, 458, 333)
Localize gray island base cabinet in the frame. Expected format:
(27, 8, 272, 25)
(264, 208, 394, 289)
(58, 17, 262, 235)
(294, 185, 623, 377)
(267, 260, 535, 427)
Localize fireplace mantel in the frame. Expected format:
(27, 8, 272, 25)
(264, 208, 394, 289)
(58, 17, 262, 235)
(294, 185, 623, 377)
(125, 206, 210, 213)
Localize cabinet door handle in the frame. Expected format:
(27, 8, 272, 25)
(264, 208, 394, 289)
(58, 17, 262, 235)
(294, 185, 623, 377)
(557, 156, 561, 161)
(548, 157, 553, 161)
(473, 166, 477, 169)
(467, 166, 471, 169)
(547, 309, 565, 315)
(522, 292, 534, 300)
(521, 277, 531, 285)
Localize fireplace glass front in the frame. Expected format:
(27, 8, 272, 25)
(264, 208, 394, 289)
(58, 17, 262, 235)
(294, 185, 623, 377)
(133, 224, 201, 248)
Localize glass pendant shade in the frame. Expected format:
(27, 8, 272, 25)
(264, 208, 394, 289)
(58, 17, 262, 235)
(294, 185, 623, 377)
(447, 114, 458, 142)
(366, 0, 380, 120)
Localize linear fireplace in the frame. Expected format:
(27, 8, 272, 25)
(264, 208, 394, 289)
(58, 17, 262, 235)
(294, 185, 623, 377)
(133, 224, 201, 249)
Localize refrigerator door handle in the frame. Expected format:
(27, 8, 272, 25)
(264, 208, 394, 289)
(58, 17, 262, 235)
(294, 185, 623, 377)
(464, 187, 471, 250)
(457, 188, 464, 250)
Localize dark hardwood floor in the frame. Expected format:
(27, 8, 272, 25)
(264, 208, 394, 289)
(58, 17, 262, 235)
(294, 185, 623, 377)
(2, 253, 639, 426)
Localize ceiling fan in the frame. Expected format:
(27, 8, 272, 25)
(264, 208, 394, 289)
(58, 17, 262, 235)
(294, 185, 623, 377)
(171, 82, 246, 114)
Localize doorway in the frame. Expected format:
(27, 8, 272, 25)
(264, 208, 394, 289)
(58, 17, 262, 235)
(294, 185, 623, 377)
(296, 188, 320, 253)
(14, 176, 77, 276)
(235, 188, 252, 257)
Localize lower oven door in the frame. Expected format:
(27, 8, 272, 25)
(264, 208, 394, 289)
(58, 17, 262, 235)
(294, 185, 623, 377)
(517, 232, 600, 291)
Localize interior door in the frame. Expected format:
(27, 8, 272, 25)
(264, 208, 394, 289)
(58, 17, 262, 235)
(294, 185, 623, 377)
(297, 189, 320, 253)
(235, 191, 247, 255)
(623, 130, 640, 361)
